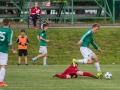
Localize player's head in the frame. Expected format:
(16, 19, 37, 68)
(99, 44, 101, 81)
(3, 18, 10, 27)
(34, 2, 38, 8)
(92, 23, 99, 33)
(42, 21, 49, 30)
(21, 29, 25, 35)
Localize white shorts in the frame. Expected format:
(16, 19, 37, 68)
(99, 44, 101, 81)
(80, 47, 95, 59)
(0, 52, 8, 65)
(39, 46, 47, 54)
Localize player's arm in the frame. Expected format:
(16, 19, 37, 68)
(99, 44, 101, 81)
(37, 35, 40, 41)
(78, 30, 91, 46)
(25, 37, 29, 45)
(40, 36, 49, 42)
(91, 40, 102, 53)
(17, 38, 22, 45)
(8, 30, 17, 54)
(77, 40, 82, 46)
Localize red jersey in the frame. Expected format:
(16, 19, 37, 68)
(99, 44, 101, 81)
(61, 65, 79, 77)
(30, 7, 41, 15)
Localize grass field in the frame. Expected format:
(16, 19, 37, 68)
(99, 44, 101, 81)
(8, 28, 120, 65)
(0, 65, 120, 90)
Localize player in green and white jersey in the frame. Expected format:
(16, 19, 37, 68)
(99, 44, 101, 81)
(73, 24, 103, 77)
(0, 18, 17, 86)
(32, 22, 49, 66)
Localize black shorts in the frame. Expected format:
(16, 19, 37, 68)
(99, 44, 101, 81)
(18, 49, 28, 56)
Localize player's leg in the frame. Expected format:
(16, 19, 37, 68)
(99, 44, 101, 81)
(32, 46, 47, 65)
(18, 49, 22, 66)
(92, 54, 101, 72)
(0, 53, 8, 86)
(24, 50, 28, 66)
(43, 54, 47, 66)
(18, 56, 21, 66)
(76, 71, 97, 78)
(24, 56, 28, 65)
(75, 47, 93, 64)
(43, 47, 48, 66)
(92, 54, 103, 78)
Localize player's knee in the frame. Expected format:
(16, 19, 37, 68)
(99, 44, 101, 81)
(94, 57, 99, 62)
(87, 59, 92, 64)
(66, 75, 71, 79)
(1, 65, 6, 69)
(76, 71, 83, 76)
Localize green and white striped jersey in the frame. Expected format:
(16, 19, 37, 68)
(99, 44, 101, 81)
(0, 27, 13, 53)
(80, 29, 99, 50)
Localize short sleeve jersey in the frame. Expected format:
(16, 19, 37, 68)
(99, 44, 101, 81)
(0, 27, 13, 53)
(38, 30, 46, 46)
(80, 29, 99, 50)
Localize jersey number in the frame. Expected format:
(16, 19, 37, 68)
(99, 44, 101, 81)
(0, 32, 5, 41)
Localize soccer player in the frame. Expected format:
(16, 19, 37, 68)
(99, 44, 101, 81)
(32, 22, 49, 66)
(53, 63, 99, 79)
(17, 29, 29, 66)
(73, 24, 103, 75)
(0, 18, 17, 86)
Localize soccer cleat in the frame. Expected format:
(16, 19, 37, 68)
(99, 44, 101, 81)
(0, 82, 8, 86)
(72, 59, 77, 67)
(53, 74, 57, 78)
(32, 58, 35, 64)
(99, 72, 104, 79)
(96, 72, 104, 79)
(94, 75, 99, 79)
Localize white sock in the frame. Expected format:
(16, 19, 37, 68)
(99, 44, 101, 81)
(0, 68, 6, 82)
(43, 56, 47, 65)
(77, 59, 87, 64)
(94, 62, 101, 72)
(33, 56, 38, 61)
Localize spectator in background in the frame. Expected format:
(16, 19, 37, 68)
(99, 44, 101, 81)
(30, 2, 42, 30)
(17, 30, 29, 66)
(6, 1, 16, 14)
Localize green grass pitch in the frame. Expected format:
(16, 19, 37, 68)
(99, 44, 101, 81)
(0, 65, 120, 90)
(1, 27, 120, 90)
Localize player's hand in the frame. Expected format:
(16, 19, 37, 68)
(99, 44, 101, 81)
(98, 49, 102, 53)
(46, 40, 50, 42)
(77, 41, 82, 46)
(21, 43, 25, 46)
(12, 50, 17, 54)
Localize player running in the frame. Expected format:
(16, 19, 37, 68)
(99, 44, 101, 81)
(0, 18, 17, 86)
(53, 63, 100, 79)
(32, 22, 49, 66)
(73, 24, 103, 76)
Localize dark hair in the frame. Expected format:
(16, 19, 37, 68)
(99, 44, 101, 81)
(92, 23, 99, 28)
(21, 29, 25, 32)
(3, 18, 10, 26)
(43, 21, 49, 29)
(43, 24, 48, 29)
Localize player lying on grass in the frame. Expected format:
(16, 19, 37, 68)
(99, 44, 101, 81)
(53, 63, 102, 79)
